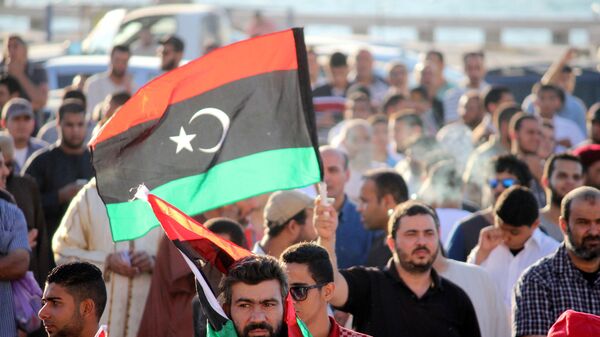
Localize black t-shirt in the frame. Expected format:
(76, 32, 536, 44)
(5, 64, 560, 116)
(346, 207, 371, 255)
(337, 260, 481, 337)
(22, 144, 94, 235)
(580, 268, 600, 286)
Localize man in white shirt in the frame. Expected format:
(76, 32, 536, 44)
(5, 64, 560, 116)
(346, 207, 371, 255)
(468, 186, 559, 309)
(84, 45, 135, 116)
(535, 84, 585, 151)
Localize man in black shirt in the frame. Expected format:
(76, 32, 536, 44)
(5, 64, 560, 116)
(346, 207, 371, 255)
(22, 99, 93, 262)
(315, 199, 481, 337)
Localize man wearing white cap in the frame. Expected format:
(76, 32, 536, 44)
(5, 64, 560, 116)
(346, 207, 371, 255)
(252, 190, 317, 259)
(1, 97, 47, 171)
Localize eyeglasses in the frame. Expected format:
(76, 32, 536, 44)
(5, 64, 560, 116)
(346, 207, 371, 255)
(289, 283, 327, 302)
(488, 178, 516, 189)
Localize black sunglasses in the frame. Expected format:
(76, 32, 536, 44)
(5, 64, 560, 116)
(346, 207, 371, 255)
(488, 178, 515, 189)
(289, 283, 327, 302)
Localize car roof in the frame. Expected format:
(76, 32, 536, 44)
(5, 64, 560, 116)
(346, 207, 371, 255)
(45, 55, 160, 69)
(123, 4, 223, 22)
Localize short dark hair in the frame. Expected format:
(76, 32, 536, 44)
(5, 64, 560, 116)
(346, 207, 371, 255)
(109, 91, 131, 107)
(363, 169, 409, 204)
(495, 186, 538, 227)
(561, 186, 600, 223)
(160, 35, 185, 53)
(538, 84, 565, 105)
(58, 98, 85, 121)
(463, 51, 484, 64)
(62, 89, 87, 107)
(382, 94, 405, 114)
(0, 75, 21, 96)
(389, 200, 440, 239)
(329, 52, 347, 68)
(510, 112, 538, 133)
(46, 262, 107, 321)
(410, 86, 429, 101)
(205, 217, 247, 247)
(391, 112, 423, 129)
(111, 44, 130, 56)
(494, 154, 533, 186)
(426, 50, 444, 64)
(543, 153, 582, 180)
(494, 103, 521, 129)
(220, 255, 287, 306)
(267, 209, 308, 237)
(483, 86, 512, 112)
(281, 242, 333, 284)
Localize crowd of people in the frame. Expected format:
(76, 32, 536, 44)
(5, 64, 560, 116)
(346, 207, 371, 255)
(1, 27, 600, 337)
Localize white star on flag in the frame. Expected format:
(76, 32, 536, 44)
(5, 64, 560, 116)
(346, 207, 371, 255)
(169, 127, 196, 153)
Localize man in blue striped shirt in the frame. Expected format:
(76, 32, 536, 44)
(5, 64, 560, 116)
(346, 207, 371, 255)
(0, 195, 31, 337)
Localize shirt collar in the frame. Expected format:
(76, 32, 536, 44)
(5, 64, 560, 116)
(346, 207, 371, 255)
(384, 258, 444, 292)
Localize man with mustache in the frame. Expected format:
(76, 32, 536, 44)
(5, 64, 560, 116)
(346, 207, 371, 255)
(513, 186, 600, 337)
(84, 45, 135, 116)
(315, 200, 481, 337)
(220, 255, 289, 337)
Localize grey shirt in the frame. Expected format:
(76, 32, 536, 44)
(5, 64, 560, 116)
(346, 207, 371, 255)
(539, 213, 564, 242)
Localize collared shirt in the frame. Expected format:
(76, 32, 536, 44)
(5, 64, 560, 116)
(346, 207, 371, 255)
(0, 199, 30, 337)
(327, 316, 371, 337)
(336, 196, 373, 269)
(467, 229, 559, 308)
(337, 259, 481, 337)
(513, 244, 600, 337)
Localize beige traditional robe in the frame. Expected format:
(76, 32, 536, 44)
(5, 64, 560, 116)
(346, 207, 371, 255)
(52, 178, 161, 337)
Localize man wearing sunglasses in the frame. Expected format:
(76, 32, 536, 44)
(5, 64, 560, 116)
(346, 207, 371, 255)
(281, 242, 370, 337)
(467, 186, 559, 309)
(447, 154, 533, 261)
(315, 199, 481, 337)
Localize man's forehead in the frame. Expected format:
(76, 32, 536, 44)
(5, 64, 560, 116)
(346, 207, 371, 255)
(398, 214, 436, 230)
(231, 279, 282, 301)
(284, 262, 314, 284)
(570, 197, 599, 215)
(43, 283, 70, 299)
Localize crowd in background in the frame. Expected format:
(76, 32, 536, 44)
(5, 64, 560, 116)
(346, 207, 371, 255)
(1, 25, 600, 337)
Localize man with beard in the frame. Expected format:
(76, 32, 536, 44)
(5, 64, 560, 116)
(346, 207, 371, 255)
(315, 200, 481, 337)
(84, 45, 135, 115)
(38, 262, 106, 337)
(23, 99, 94, 263)
(158, 35, 184, 73)
(220, 255, 288, 337)
(513, 186, 600, 337)
(539, 153, 584, 241)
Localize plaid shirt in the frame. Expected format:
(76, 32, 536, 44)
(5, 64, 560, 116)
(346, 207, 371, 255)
(513, 244, 600, 337)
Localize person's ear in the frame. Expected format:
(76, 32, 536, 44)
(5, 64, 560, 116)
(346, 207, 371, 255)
(80, 299, 95, 319)
(322, 283, 335, 302)
(531, 219, 540, 231)
(559, 216, 568, 235)
(381, 193, 396, 210)
(386, 235, 396, 254)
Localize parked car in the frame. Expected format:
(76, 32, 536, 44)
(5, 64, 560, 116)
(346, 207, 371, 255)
(78, 4, 235, 61)
(43, 54, 161, 120)
(45, 54, 161, 90)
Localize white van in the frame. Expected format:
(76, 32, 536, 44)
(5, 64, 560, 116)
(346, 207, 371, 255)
(81, 4, 234, 60)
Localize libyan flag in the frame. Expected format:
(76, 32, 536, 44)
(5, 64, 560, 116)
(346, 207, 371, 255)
(90, 28, 322, 241)
(137, 187, 312, 337)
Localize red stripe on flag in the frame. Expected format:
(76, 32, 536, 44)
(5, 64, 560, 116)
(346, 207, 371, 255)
(146, 193, 252, 273)
(91, 29, 299, 148)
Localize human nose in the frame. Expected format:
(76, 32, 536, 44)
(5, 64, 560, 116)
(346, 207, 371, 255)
(249, 307, 267, 322)
(38, 303, 50, 320)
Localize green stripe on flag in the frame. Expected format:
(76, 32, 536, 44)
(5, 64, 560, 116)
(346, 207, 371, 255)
(207, 320, 238, 337)
(106, 147, 320, 241)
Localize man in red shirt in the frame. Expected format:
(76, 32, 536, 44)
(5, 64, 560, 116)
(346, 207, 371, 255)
(281, 242, 370, 337)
